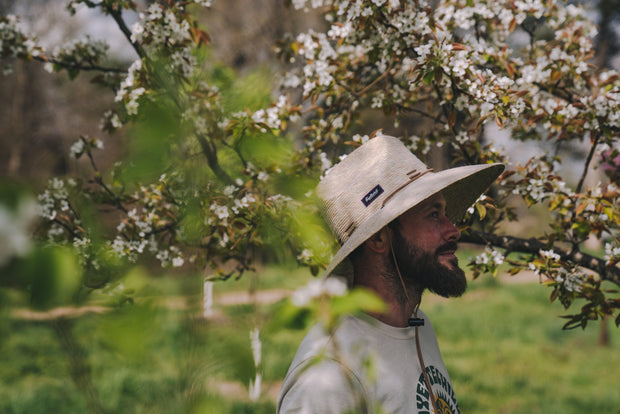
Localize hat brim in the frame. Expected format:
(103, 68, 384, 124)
(322, 163, 504, 279)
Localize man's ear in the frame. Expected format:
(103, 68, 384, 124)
(365, 227, 391, 254)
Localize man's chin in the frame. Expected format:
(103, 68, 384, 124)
(428, 264, 467, 298)
(434, 275, 467, 298)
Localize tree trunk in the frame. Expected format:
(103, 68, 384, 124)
(52, 318, 105, 414)
(598, 315, 610, 347)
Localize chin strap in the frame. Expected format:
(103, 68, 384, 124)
(388, 235, 411, 304)
(390, 233, 439, 413)
(411, 306, 439, 414)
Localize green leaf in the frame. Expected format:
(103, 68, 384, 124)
(21, 246, 82, 310)
(331, 288, 386, 316)
(550, 288, 558, 303)
(423, 70, 435, 85)
(238, 132, 293, 169)
(121, 99, 182, 184)
(179, 200, 209, 244)
(603, 206, 615, 220)
(265, 301, 313, 332)
(289, 205, 334, 266)
(67, 68, 79, 80)
(476, 203, 487, 220)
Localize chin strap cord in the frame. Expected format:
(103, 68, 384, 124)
(390, 231, 439, 413)
(413, 307, 439, 414)
(388, 235, 411, 303)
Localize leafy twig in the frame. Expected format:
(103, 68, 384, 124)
(33, 55, 126, 74)
(461, 229, 620, 287)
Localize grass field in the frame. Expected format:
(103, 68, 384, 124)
(1, 266, 619, 413)
(427, 277, 620, 413)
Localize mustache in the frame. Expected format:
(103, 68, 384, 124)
(436, 241, 458, 254)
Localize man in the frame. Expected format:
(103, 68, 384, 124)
(277, 135, 504, 414)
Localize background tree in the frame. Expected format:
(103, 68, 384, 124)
(1, 1, 312, 410)
(277, 0, 620, 330)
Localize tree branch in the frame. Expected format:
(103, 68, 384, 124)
(576, 131, 600, 193)
(84, 144, 129, 214)
(461, 229, 620, 287)
(353, 61, 394, 97)
(395, 101, 443, 122)
(195, 133, 234, 185)
(33, 55, 126, 74)
(107, 6, 145, 59)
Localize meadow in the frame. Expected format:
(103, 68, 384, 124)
(1, 266, 619, 414)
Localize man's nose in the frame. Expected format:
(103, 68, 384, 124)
(442, 217, 461, 242)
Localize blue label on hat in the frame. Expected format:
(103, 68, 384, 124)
(362, 185, 384, 207)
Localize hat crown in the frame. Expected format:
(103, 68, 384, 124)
(317, 136, 430, 244)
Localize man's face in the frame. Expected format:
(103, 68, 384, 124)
(389, 194, 467, 298)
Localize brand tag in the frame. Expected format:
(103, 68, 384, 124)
(362, 185, 384, 207)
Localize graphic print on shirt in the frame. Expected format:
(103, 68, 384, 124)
(415, 365, 460, 414)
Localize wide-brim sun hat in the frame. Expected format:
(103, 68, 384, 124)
(317, 135, 505, 279)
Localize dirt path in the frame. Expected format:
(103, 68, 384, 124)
(11, 272, 543, 321)
(216, 288, 292, 306)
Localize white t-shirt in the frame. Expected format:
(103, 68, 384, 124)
(277, 311, 460, 414)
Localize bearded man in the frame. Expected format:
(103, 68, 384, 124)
(277, 135, 504, 414)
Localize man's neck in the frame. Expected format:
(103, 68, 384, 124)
(355, 273, 422, 328)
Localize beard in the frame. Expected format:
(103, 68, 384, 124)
(389, 228, 467, 299)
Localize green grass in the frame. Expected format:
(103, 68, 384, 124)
(1, 269, 619, 414)
(208, 263, 315, 292)
(426, 279, 620, 414)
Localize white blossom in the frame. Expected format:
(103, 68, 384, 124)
(319, 152, 331, 172)
(352, 134, 370, 144)
(291, 277, 348, 307)
(223, 185, 236, 196)
(554, 268, 585, 292)
(69, 139, 85, 159)
(219, 232, 229, 248)
(473, 246, 505, 267)
(371, 92, 384, 109)
(540, 249, 561, 261)
(0, 198, 38, 266)
(210, 204, 230, 224)
(604, 242, 620, 265)
(297, 249, 313, 262)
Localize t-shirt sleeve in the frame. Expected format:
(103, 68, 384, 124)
(277, 358, 368, 414)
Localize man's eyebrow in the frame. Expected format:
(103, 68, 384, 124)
(412, 197, 446, 215)
(418, 201, 447, 216)
(422, 200, 445, 210)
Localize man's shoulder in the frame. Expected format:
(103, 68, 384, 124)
(293, 316, 370, 357)
(277, 350, 367, 414)
(278, 317, 372, 403)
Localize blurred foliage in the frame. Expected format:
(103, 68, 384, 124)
(1, 276, 619, 413)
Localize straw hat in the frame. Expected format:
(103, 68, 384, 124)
(317, 135, 504, 279)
